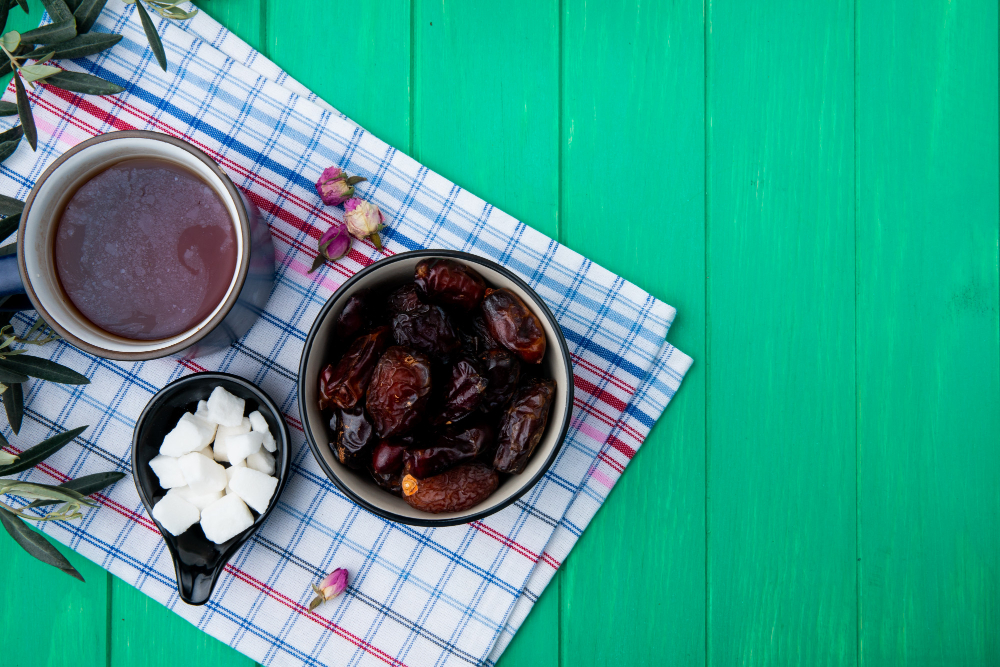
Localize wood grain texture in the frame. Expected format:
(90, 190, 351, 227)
(856, 1, 1000, 664)
(706, 1, 857, 665)
(559, 0, 706, 664)
(0, 531, 109, 667)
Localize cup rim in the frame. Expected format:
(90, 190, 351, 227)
(297, 248, 575, 527)
(17, 130, 252, 361)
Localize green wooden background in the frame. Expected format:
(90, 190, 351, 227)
(2, 0, 999, 665)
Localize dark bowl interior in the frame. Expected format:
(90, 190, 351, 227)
(297, 249, 575, 527)
(132, 372, 290, 605)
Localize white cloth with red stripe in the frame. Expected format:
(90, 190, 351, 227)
(0, 5, 692, 667)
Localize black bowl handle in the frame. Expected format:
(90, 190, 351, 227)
(170, 545, 224, 606)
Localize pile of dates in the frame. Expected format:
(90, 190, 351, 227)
(317, 258, 557, 514)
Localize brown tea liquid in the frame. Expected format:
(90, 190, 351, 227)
(55, 158, 238, 340)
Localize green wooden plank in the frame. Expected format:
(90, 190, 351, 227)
(559, 0, 705, 665)
(110, 579, 257, 667)
(265, 0, 410, 153)
(706, 1, 857, 665)
(856, 1, 1000, 665)
(195, 0, 265, 54)
(410, 3, 559, 664)
(0, 526, 109, 667)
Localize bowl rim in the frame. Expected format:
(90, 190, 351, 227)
(131, 371, 292, 605)
(297, 248, 575, 527)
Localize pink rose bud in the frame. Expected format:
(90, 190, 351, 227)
(344, 198, 386, 252)
(316, 166, 367, 206)
(309, 567, 348, 611)
(309, 222, 352, 273)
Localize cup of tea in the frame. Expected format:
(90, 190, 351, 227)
(0, 130, 274, 360)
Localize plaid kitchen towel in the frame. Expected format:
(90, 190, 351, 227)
(0, 5, 692, 666)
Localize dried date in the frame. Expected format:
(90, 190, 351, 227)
(366, 346, 434, 438)
(334, 405, 377, 469)
(391, 304, 461, 358)
(388, 283, 423, 316)
(430, 358, 488, 425)
(334, 290, 369, 341)
(481, 288, 547, 364)
(414, 258, 487, 311)
(478, 349, 521, 413)
(493, 379, 556, 474)
(371, 439, 409, 476)
(401, 464, 498, 513)
(406, 421, 495, 478)
(318, 326, 391, 410)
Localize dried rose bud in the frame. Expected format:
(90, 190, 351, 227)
(309, 222, 352, 273)
(344, 198, 386, 252)
(309, 567, 348, 610)
(316, 166, 366, 206)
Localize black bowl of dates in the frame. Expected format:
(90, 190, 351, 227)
(298, 250, 573, 526)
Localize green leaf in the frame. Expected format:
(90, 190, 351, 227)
(41, 0, 74, 23)
(64, 0, 81, 11)
(20, 17, 77, 46)
(0, 0, 10, 38)
(3, 381, 22, 433)
(19, 63, 61, 82)
(25, 30, 119, 60)
(0, 194, 22, 216)
(0, 425, 87, 475)
(0, 137, 18, 164)
(0, 451, 16, 465)
(308, 252, 326, 273)
(0, 354, 90, 384)
(0, 505, 84, 580)
(134, 1, 165, 71)
(345, 175, 367, 186)
(0, 365, 27, 383)
(0, 101, 17, 116)
(14, 0, 27, 14)
(43, 70, 123, 95)
(13, 74, 35, 151)
(1, 29, 19, 51)
(24, 471, 124, 508)
(0, 480, 93, 506)
(0, 123, 22, 144)
(73, 0, 108, 34)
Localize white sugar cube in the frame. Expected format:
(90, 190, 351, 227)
(206, 386, 245, 427)
(213, 417, 251, 463)
(167, 485, 224, 511)
(246, 449, 275, 476)
(248, 410, 269, 434)
(159, 414, 214, 457)
(178, 452, 228, 494)
(200, 493, 254, 544)
(197, 444, 214, 460)
(226, 431, 265, 465)
(224, 461, 244, 495)
(195, 399, 211, 421)
(184, 411, 217, 444)
(149, 454, 186, 489)
(261, 430, 277, 453)
(228, 467, 278, 514)
(151, 493, 200, 536)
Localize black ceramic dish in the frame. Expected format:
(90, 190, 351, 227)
(132, 372, 290, 605)
(298, 249, 574, 527)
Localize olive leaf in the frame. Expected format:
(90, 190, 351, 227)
(73, 0, 109, 34)
(0, 194, 22, 216)
(25, 31, 120, 60)
(0, 354, 90, 384)
(0, 136, 20, 163)
(0, 123, 22, 143)
(43, 70, 123, 94)
(0, 505, 84, 580)
(0, 425, 88, 476)
(41, 0, 75, 23)
(133, 1, 165, 71)
(0, 29, 19, 52)
(14, 0, 28, 14)
(0, 450, 16, 465)
(13, 73, 35, 151)
(0, 366, 27, 383)
(0, 480, 94, 507)
(19, 62, 61, 82)
(0, 0, 10, 37)
(24, 471, 124, 508)
(2, 381, 22, 434)
(20, 17, 76, 46)
(0, 101, 16, 116)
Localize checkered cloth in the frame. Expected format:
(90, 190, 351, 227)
(0, 5, 692, 666)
